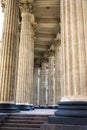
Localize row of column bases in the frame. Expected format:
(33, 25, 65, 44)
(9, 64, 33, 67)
(0, 0, 87, 126)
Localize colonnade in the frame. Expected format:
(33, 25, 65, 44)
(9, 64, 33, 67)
(33, 47, 61, 106)
(0, 0, 86, 118)
(0, 0, 61, 111)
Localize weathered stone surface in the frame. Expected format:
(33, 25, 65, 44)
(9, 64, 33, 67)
(61, 0, 87, 101)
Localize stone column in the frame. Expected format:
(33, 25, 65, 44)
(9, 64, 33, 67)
(54, 34, 62, 104)
(49, 0, 87, 125)
(16, 2, 34, 111)
(39, 59, 47, 106)
(60, 0, 87, 101)
(33, 66, 38, 106)
(48, 50, 55, 105)
(0, 0, 19, 112)
(38, 67, 42, 105)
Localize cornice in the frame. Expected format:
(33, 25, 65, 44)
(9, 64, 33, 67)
(35, 0, 59, 8)
(48, 49, 55, 57)
(54, 33, 61, 47)
(41, 57, 48, 63)
(34, 58, 42, 67)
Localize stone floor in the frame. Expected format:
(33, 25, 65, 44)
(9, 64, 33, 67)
(11, 109, 56, 115)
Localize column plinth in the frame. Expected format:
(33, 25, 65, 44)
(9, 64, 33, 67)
(0, 0, 19, 113)
(48, 0, 87, 125)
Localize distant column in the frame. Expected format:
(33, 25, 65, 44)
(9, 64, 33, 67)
(38, 67, 42, 105)
(55, 33, 62, 104)
(39, 59, 47, 105)
(0, 0, 19, 112)
(48, 50, 55, 105)
(29, 20, 36, 105)
(33, 66, 38, 106)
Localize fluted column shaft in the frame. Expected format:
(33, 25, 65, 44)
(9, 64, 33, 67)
(48, 53, 55, 105)
(16, 12, 33, 104)
(0, 0, 19, 103)
(55, 42, 61, 104)
(61, 0, 87, 101)
(40, 62, 47, 105)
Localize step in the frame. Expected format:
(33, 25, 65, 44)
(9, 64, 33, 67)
(0, 126, 39, 130)
(1, 123, 41, 128)
(0, 115, 49, 130)
(8, 116, 48, 118)
(6, 119, 47, 124)
(7, 117, 48, 120)
(8, 115, 49, 118)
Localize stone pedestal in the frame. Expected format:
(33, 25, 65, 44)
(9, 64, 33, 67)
(40, 123, 87, 130)
(0, 0, 19, 113)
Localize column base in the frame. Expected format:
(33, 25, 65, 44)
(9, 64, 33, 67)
(29, 105, 35, 110)
(48, 101, 87, 125)
(0, 103, 19, 113)
(17, 104, 31, 111)
(35, 105, 58, 109)
(47, 106, 58, 109)
(39, 106, 47, 109)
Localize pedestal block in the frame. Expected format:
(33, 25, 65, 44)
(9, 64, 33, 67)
(48, 101, 87, 125)
(17, 104, 31, 111)
(0, 104, 19, 113)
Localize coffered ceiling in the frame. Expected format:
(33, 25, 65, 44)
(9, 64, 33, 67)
(34, 0, 60, 60)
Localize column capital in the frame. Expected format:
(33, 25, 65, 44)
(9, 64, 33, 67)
(1, 0, 6, 12)
(34, 58, 42, 68)
(48, 50, 55, 57)
(54, 33, 61, 47)
(18, 22, 21, 33)
(31, 22, 37, 38)
(41, 57, 48, 64)
(19, 1, 34, 14)
(31, 22, 37, 32)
